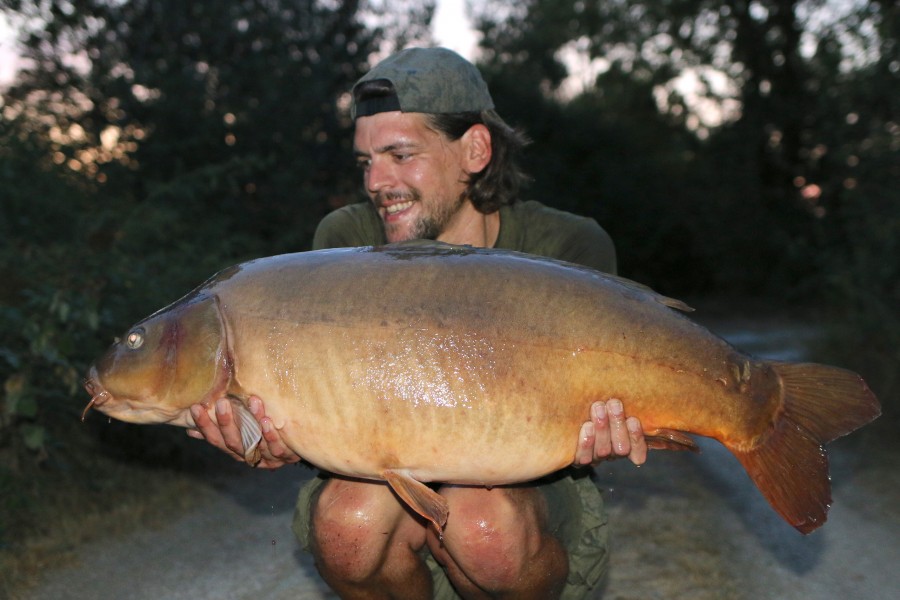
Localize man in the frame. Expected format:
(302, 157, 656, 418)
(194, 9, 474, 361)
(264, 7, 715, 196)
(189, 47, 647, 599)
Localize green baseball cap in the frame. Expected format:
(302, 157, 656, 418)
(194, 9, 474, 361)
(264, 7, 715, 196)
(351, 47, 495, 119)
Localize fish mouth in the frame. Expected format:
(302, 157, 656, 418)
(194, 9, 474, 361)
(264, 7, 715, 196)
(82, 366, 110, 422)
(81, 368, 187, 426)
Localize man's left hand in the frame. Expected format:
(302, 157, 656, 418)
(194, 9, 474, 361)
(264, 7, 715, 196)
(573, 399, 647, 466)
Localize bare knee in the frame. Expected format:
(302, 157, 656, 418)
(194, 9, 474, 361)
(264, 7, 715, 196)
(429, 486, 568, 596)
(311, 479, 425, 584)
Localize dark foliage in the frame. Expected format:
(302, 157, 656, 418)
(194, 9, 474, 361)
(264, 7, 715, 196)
(0, 0, 435, 555)
(0, 0, 896, 561)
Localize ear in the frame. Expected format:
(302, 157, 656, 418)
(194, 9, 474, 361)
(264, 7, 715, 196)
(460, 124, 492, 175)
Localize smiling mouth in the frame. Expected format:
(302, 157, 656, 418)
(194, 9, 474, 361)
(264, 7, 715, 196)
(381, 200, 415, 217)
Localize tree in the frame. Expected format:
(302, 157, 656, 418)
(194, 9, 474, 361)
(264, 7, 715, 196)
(471, 0, 899, 411)
(471, 0, 896, 295)
(2, 0, 434, 252)
(0, 0, 434, 476)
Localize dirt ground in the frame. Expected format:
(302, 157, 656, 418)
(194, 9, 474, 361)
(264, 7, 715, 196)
(20, 316, 900, 599)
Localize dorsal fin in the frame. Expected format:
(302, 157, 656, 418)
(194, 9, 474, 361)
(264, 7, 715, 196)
(601, 272, 694, 313)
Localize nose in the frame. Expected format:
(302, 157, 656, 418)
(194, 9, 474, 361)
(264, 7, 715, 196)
(365, 158, 395, 195)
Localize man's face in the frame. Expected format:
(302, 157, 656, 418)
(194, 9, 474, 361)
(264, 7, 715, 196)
(354, 111, 471, 243)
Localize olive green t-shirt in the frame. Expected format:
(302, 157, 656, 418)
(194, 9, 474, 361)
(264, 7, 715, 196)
(311, 200, 617, 274)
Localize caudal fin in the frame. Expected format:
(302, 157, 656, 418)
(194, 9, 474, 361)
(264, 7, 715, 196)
(732, 362, 880, 534)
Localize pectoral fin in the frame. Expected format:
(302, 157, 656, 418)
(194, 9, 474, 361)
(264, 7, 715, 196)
(644, 428, 700, 452)
(383, 469, 449, 535)
(229, 399, 263, 465)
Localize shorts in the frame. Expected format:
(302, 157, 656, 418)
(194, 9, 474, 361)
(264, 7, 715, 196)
(291, 470, 609, 599)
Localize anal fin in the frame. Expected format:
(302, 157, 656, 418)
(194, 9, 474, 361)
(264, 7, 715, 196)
(644, 428, 700, 452)
(383, 469, 449, 535)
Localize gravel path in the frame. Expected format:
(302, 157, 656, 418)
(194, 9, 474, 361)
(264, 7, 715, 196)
(24, 466, 332, 600)
(23, 319, 899, 599)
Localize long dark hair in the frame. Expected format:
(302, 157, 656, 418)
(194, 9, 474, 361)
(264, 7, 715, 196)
(354, 79, 531, 213)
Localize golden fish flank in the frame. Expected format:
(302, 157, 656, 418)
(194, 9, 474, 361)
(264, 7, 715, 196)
(83, 242, 880, 536)
(353, 329, 496, 410)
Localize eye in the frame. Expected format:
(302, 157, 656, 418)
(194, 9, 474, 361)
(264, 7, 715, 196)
(125, 328, 145, 350)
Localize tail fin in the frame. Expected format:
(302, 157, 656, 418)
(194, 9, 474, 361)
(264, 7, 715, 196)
(732, 363, 880, 534)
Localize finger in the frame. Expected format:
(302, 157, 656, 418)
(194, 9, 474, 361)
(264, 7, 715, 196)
(248, 396, 265, 422)
(189, 404, 223, 445)
(246, 397, 301, 468)
(626, 417, 648, 466)
(574, 421, 595, 465)
(215, 398, 247, 456)
(185, 428, 204, 440)
(249, 396, 290, 460)
(247, 399, 281, 466)
(606, 399, 631, 457)
(260, 418, 301, 464)
(591, 401, 612, 459)
(188, 403, 244, 461)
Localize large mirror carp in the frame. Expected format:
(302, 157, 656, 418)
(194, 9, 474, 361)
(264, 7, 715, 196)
(83, 243, 880, 535)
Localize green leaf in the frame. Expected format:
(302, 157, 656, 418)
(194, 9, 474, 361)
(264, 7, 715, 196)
(21, 424, 46, 451)
(3, 374, 32, 418)
(13, 393, 39, 419)
(0, 348, 21, 369)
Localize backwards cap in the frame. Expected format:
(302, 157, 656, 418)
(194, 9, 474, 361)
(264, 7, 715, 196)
(351, 47, 494, 119)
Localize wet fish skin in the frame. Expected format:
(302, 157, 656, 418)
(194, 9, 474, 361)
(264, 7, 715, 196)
(83, 243, 881, 535)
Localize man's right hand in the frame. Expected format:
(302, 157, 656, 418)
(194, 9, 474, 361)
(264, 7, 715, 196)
(187, 396, 302, 469)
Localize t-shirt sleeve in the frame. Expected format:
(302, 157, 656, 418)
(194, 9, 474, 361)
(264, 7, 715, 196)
(499, 201, 618, 275)
(554, 218, 618, 275)
(312, 203, 386, 250)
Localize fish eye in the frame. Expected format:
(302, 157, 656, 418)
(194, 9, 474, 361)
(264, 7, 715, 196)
(125, 328, 145, 350)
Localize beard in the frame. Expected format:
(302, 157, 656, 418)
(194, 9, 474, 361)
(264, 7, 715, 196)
(377, 188, 467, 242)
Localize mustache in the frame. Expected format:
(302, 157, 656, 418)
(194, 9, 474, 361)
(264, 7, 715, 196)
(375, 189, 419, 205)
